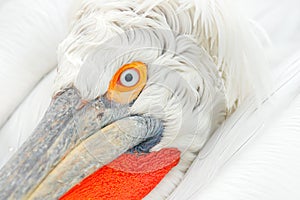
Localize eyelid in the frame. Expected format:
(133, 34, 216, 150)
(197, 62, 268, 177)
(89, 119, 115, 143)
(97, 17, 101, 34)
(106, 61, 147, 104)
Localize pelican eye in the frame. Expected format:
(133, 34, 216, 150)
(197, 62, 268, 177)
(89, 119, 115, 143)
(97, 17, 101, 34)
(119, 68, 140, 87)
(106, 61, 147, 104)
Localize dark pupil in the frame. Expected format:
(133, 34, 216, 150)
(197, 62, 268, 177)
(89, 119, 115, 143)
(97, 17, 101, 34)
(125, 73, 133, 82)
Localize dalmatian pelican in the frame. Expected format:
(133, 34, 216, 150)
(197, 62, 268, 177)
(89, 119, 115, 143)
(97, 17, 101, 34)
(0, 0, 300, 199)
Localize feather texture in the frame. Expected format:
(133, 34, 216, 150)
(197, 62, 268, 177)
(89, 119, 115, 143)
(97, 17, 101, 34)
(169, 52, 300, 199)
(0, 0, 79, 128)
(54, 0, 269, 111)
(0, 71, 55, 168)
(168, 0, 300, 196)
(0, 0, 299, 199)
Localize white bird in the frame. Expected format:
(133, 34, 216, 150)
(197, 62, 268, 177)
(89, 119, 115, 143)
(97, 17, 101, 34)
(0, 0, 299, 199)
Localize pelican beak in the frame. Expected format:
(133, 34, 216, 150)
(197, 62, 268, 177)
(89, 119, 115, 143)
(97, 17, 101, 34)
(0, 87, 163, 199)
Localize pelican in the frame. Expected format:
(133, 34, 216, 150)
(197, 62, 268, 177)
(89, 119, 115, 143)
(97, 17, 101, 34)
(0, 0, 300, 199)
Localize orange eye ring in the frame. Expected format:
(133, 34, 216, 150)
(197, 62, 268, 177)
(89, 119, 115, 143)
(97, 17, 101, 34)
(106, 61, 147, 104)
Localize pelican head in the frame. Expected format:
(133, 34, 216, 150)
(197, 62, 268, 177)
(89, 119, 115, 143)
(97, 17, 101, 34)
(0, 0, 267, 199)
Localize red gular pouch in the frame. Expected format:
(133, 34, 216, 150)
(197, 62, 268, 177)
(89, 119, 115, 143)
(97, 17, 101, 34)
(60, 148, 181, 200)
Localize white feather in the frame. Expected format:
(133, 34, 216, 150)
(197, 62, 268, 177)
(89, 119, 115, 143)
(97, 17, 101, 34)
(168, 0, 300, 197)
(1, 0, 299, 199)
(0, 70, 56, 168)
(55, 0, 269, 111)
(0, 0, 78, 128)
(169, 52, 300, 199)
